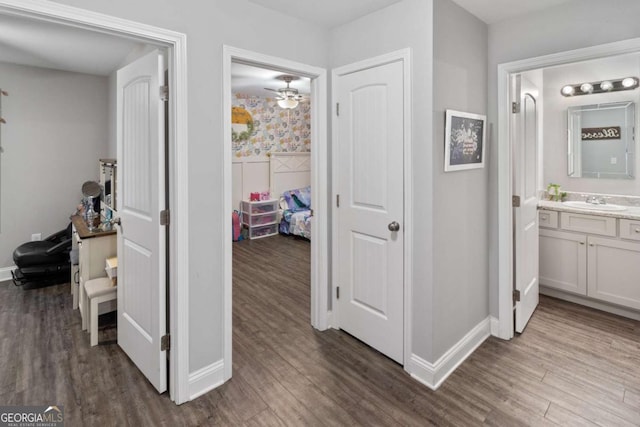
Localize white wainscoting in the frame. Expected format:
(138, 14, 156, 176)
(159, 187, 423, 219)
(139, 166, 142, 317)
(232, 156, 270, 211)
(407, 316, 491, 390)
(188, 359, 225, 400)
(0, 266, 16, 282)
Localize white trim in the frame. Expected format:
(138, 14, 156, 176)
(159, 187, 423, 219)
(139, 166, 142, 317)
(0, 266, 16, 282)
(222, 46, 329, 383)
(496, 37, 640, 341)
(540, 286, 640, 321)
(0, 0, 190, 404)
(188, 360, 225, 401)
(490, 316, 500, 336)
(407, 316, 491, 390)
(331, 48, 413, 367)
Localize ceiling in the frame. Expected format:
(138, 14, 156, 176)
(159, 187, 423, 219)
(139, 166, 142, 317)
(232, 63, 310, 98)
(247, 0, 403, 28)
(0, 14, 145, 76)
(446, 0, 573, 24)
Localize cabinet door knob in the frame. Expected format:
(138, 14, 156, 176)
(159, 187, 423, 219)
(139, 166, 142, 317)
(579, 241, 585, 245)
(635, 228, 640, 233)
(589, 243, 595, 247)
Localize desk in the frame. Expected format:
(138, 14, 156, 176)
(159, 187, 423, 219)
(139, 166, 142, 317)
(70, 215, 117, 329)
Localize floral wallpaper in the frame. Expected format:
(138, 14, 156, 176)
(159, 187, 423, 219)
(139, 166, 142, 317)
(232, 93, 311, 157)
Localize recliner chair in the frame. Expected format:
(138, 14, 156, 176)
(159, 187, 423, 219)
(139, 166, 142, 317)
(12, 223, 72, 288)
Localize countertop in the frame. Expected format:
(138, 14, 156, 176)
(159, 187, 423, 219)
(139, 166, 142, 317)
(71, 214, 117, 239)
(538, 200, 640, 221)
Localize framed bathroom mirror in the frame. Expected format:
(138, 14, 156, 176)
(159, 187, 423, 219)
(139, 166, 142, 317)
(567, 101, 635, 179)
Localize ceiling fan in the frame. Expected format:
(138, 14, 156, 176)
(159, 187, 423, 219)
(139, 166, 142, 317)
(264, 75, 305, 109)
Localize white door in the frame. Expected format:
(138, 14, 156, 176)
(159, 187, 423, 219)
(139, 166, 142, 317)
(116, 50, 167, 392)
(335, 59, 404, 363)
(513, 75, 539, 333)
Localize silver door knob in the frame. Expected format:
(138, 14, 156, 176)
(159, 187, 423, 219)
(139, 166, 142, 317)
(388, 221, 400, 232)
(110, 217, 121, 226)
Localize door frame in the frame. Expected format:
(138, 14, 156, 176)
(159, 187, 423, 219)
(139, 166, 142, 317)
(0, 0, 190, 404)
(496, 37, 640, 339)
(222, 46, 328, 381)
(331, 48, 413, 367)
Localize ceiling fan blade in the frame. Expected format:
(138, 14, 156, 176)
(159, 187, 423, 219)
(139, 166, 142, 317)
(263, 87, 280, 93)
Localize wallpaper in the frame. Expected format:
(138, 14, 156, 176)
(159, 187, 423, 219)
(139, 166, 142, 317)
(232, 93, 311, 157)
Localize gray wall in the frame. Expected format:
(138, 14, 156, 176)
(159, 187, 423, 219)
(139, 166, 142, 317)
(487, 0, 640, 318)
(432, 0, 489, 358)
(0, 62, 108, 267)
(51, 0, 330, 373)
(330, 0, 436, 361)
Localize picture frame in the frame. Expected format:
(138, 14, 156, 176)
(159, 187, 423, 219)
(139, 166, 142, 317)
(444, 109, 486, 172)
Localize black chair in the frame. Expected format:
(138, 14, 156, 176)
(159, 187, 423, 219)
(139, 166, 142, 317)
(12, 223, 72, 287)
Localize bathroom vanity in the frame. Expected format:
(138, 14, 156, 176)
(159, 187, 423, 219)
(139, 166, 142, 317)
(538, 200, 640, 319)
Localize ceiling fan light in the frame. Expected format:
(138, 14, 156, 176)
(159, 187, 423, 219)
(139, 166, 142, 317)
(622, 77, 637, 88)
(277, 98, 299, 109)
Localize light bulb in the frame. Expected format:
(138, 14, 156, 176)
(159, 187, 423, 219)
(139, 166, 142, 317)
(600, 80, 614, 91)
(622, 77, 637, 88)
(277, 98, 299, 109)
(580, 83, 593, 93)
(561, 85, 575, 96)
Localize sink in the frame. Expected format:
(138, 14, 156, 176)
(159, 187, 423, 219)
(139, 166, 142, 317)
(563, 201, 628, 212)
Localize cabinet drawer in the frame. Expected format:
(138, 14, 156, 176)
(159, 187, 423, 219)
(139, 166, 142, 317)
(538, 210, 558, 228)
(620, 219, 640, 241)
(242, 211, 278, 227)
(249, 224, 278, 239)
(560, 212, 616, 237)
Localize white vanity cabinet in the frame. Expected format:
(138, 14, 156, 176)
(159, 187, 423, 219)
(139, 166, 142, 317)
(539, 209, 640, 313)
(587, 236, 640, 310)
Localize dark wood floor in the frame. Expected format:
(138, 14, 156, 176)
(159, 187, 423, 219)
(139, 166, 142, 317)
(1, 234, 639, 426)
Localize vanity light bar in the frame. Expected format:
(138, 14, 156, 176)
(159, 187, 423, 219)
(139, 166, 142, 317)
(561, 77, 639, 97)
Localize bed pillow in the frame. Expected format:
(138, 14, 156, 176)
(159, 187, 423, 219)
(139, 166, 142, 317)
(282, 186, 311, 210)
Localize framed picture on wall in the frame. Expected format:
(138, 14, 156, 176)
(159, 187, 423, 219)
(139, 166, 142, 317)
(444, 109, 486, 172)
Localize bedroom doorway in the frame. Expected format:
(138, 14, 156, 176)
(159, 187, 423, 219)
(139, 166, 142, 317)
(222, 46, 329, 383)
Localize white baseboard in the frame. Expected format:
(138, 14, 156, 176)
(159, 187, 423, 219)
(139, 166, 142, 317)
(540, 286, 640, 321)
(0, 266, 16, 282)
(188, 359, 226, 400)
(490, 316, 501, 337)
(406, 316, 491, 390)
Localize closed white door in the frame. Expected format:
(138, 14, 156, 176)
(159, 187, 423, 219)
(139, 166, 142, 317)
(513, 75, 539, 333)
(335, 59, 404, 363)
(116, 50, 167, 392)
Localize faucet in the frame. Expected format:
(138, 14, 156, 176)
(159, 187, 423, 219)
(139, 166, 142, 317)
(586, 195, 606, 205)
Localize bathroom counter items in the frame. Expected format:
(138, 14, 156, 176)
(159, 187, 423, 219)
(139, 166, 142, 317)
(538, 200, 640, 221)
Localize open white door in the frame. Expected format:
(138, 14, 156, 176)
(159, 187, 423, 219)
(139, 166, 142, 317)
(513, 75, 539, 333)
(335, 59, 404, 363)
(116, 50, 167, 392)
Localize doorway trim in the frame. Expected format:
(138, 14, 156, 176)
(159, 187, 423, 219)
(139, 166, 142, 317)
(0, 0, 190, 404)
(330, 48, 413, 367)
(496, 37, 640, 339)
(222, 46, 328, 381)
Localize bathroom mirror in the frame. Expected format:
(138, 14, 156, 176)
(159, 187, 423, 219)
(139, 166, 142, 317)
(567, 101, 635, 179)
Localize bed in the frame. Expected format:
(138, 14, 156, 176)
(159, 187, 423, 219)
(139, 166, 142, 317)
(269, 153, 311, 239)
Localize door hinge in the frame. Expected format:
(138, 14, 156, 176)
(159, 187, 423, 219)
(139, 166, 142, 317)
(160, 209, 170, 226)
(513, 289, 521, 303)
(160, 85, 169, 102)
(512, 195, 521, 208)
(336, 286, 340, 300)
(310, 209, 314, 217)
(336, 102, 340, 116)
(512, 101, 520, 114)
(336, 194, 340, 208)
(161, 334, 171, 351)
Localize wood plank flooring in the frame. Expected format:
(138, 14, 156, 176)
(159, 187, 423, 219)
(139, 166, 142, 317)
(1, 234, 639, 425)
